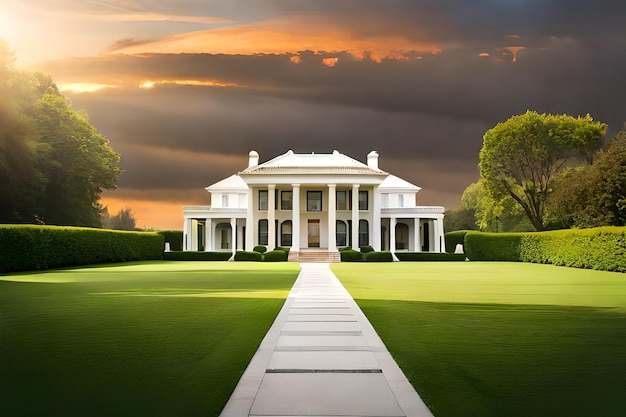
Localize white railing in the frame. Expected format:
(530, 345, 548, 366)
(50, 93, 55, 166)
(381, 206, 445, 215)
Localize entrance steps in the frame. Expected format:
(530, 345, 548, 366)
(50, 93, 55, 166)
(289, 250, 341, 263)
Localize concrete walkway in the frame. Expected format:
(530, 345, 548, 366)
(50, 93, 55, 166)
(220, 263, 434, 417)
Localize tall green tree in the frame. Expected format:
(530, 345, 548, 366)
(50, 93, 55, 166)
(0, 42, 121, 226)
(549, 127, 626, 227)
(479, 111, 606, 230)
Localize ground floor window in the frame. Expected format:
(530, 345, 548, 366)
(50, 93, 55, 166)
(258, 219, 268, 245)
(336, 220, 347, 247)
(359, 219, 369, 247)
(281, 220, 292, 246)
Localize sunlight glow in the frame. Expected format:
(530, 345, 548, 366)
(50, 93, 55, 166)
(139, 79, 238, 88)
(58, 83, 117, 93)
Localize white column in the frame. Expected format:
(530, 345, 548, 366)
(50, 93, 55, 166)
(245, 189, 254, 251)
(205, 218, 212, 251)
(230, 217, 237, 255)
(328, 184, 336, 251)
(292, 184, 300, 252)
(414, 218, 421, 252)
(351, 184, 360, 250)
(183, 218, 192, 251)
(390, 217, 397, 253)
(373, 187, 381, 251)
(437, 217, 446, 253)
(268, 184, 276, 250)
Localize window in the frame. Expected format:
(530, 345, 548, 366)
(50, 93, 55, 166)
(281, 191, 292, 210)
(359, 190, 368, 210)
(336, 190, 348, 210)
(307, 191, 322, 212)
(398, 194, 404, 208)
(222, 194, 229, 208)
(359, 219, 369, 247)
(258, 190, 268, 211)
(381, 193, 389, 208)
(281, 221, 292, 246)
(336, 221, 347, 247)
(258, 219, 268, 245)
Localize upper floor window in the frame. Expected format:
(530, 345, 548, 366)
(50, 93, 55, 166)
(381, 193, 389, 208)
(281, 191, 293, 210)
(336, 190, 349, 210)
(398, 194, 404, 208)
(307, 191, 322, 212)
(258, 190, 268, 211)
(222, 194, 229, 207)
(359, 190, 368, 211)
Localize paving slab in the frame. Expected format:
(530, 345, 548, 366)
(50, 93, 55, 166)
(219, 263, 434, 417)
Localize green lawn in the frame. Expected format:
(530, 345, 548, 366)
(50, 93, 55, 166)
(0, 261, 300, 417)
(332, 262, 626, 417)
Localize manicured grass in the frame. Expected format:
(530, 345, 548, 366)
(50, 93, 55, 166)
(0, 261, 300, 417)
(332, 262, 626, 417)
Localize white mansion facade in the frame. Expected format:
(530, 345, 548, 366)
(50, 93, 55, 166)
(183, 150, 445, 260)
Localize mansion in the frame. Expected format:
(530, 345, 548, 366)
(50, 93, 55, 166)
(183, 150, 445, 260)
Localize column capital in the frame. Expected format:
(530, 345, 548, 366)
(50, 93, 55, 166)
(291, 183, 301, 188)
(352, 184, 360, 189)
(267, 184, 276, 190)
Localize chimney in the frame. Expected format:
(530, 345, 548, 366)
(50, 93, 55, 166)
(367, 151, 379, 170)
(248, 150, 259, 168)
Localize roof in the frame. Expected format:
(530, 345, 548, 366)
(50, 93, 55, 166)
(205, 174, 248, 191)
(378, 174, 421, 192)
(239, 150, 388, 176)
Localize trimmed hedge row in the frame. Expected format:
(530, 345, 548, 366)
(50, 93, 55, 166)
(156, 230, 183, 251)
(464, 227, 626, 272)
(163, 251, 231, 261)
(0, 225, 164, 273)
(395, 252, 466, 261)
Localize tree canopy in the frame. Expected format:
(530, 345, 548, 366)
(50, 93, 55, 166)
(0, 42, 121, 226)
(479, 111, 606, 230)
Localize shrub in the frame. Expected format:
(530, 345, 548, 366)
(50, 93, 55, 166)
(340, 249, 363, 262)
(395, 252, 466, 261)
(275, 246, 291, 253)
(445, 230, 469, 253)
(464, 232, 523, 261)
(520, 227, 626, 272)
(338, 247, 351, 252)
(360, 245, 374, 253)
(234, 251, 263, 261)
(163, 251, 231, 261)
(364, 251, 393, 262)
(263, 249, 289, 262)
(0, 225, 164, 273)
(253, 245, 267, 253)
(156, 230, 183, 251)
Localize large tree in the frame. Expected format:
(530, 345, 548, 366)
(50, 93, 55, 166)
(0, 42, 121, 226)
(479, 111, 606, 230)
(548, 127, 626, 227)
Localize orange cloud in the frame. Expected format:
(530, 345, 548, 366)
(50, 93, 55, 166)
(138, 79, 239, 89)
(478, 52, 490, 57)
(106, 14, 442, 63)
(322, 57, 339, 67)
(290, 55, 302, 64)
(499, 46, 525, 62)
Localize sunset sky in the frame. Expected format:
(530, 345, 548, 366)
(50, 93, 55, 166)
(2, 0, 626, 230)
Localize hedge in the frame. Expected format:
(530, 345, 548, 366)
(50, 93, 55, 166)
(163, 251, 232, 261)
(445, 230, 469, 253)
(157, 230, 183, 251)
(519, 227, 626, 272)
(464, 227, 626, 272)
(364, 251, 393, 262)
(0, 225, 164, 273)
(253, 245, 267, 253)
(234, 251, 263, 261)
(263, 249, 289, 262)
(340, 249, 363, 262)
(464, 232, 523, 261)
(360, 245, 374, 253)
(395, 252, 467, 261)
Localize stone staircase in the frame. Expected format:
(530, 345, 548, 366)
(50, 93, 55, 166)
(289, 250, 341, 263)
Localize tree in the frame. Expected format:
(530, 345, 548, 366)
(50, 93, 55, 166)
(479, 111, 606, 230)
(0, 42, 121, 226)
(102, 207, 137, 230)
(549, 127, 626, 227)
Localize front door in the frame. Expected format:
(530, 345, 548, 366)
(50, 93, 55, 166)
(308, 219, 320, 248)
